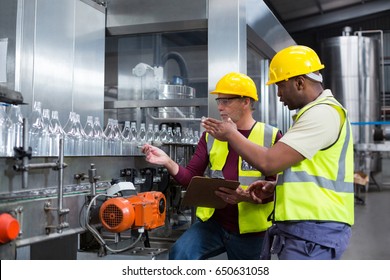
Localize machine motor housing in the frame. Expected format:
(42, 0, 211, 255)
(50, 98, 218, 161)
(99, 191, 166, 232)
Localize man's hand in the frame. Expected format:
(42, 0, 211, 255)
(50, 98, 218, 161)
(201, 117, 237, 141)
(237, 180, 276, 204)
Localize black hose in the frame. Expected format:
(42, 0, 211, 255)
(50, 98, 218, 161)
(161, 51, 189, 85)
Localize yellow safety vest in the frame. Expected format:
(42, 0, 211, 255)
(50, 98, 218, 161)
(274, 97, 354, 225)
(196, 122, 279, 233)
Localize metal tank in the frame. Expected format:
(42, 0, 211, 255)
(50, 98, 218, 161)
(158, 84, 196, 119)
(321, 27, 381, 173)
(321, 28, 380, 144)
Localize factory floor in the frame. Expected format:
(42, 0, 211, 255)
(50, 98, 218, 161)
(342, 176, 390, 260)
(208, 167, 390, 260)
(75, 174, 390, 261)
(79, 163, 390, 261)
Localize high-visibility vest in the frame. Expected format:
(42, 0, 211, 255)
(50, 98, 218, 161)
(274, 96, 354, 225)
(196, 122, 279, 233)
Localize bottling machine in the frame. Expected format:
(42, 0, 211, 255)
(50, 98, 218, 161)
(0, 0, 295, 260)
(3, 0, 388, 261)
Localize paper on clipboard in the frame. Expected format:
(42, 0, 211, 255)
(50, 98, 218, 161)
(181, 176, 240, 209)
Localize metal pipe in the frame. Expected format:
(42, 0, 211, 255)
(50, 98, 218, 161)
(153, 34, 162, 67)
(22, 118, 29, 188)
(57, 138, 66, 213)
(88, 163, 97, 197)
(354, 30, 385, 121)
(88, 163, 97, 206)
(14, 161, 68, 171)
(15, 162, 57, 170)
(14, 132, 69, 233)
(147, 111, 202, 122)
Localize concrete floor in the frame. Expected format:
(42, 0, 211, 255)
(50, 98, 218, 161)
(342, 177, 390, 260)
(80, 159, 390, 261)
(209, 164, 390, 260)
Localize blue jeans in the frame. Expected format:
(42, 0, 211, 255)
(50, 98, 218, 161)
(169, 219, 264, 260)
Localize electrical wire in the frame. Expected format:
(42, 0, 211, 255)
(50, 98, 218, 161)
(85, 193, 144, 254)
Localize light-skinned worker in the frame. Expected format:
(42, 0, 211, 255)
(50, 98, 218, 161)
(142, 72, 282, 259)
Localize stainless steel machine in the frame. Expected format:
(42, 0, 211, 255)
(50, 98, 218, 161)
(321, 27, 389, 191)
(0, 0, 294, 260)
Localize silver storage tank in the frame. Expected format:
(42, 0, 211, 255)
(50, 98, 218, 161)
(321, 29, 381, 173)
(321, 31, 380, 144)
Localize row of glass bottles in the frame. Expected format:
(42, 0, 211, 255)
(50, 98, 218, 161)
(105, 120, 200, 156)
(0, 104, 23, 157)
(1, 101, 200, 157)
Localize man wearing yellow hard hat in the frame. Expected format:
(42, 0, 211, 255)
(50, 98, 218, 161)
(142, 72, 282, 259)
(202, 45, 354, 260)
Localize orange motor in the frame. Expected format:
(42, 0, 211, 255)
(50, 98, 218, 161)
(99, 191, 166, 232)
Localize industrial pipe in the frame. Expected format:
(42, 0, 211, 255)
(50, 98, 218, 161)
(161, 51, 189, 84)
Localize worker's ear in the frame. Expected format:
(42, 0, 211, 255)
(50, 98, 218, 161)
(295, 76, 305, 90)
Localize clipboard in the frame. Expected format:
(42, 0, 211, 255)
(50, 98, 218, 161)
(181, 176, 240, 209)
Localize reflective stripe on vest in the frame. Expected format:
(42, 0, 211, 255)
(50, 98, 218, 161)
(274, 97, 354, 225)
(197, 122, 279, 233)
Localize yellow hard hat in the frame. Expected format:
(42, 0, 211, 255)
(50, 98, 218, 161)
(211, 72, 258, 101)
(267, 45, 325, 85)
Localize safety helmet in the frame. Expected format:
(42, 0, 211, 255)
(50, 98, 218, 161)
(267, 45, 325, 85)
(211, 72, 258, 101)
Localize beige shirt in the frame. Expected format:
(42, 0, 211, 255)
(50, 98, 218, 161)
(279, 89, 341, 160)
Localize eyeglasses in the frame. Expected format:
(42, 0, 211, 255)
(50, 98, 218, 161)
(215, 97, 242, 106)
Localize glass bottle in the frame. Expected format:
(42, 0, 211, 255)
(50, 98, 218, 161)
(174, 126, 182, 143)
(137, 123, 146, 144)
(104, 118, 122, 155)
(0, 105, 12, 157)
(188, 127, 195, 144)
(159, 124, 168, 143)
(129, 121, 139, 155)
(63, 111, 74, 133)
(104, 118, 113, 155)
(28, 101, 44, 156)
(130, 121, 138, 142)
(50, 110, 66, 156)
(166, 126, 174, 143)
(153, 124, 162, 146)
(193, 130, 200, 143)
(73, 113, 85, 156)
(93, 117, 105, 155)
(63, 112, 76, 156)
(112, 119, 123, 155)
(135, 122, 147, 155)
(83, 116, 94, 156)
(182, 127, 189, 144)
(7, 105, 23, 155)
(121, 121, 131, 155)
(146, 123, 154, 144)
(40, 108, 52, 156)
